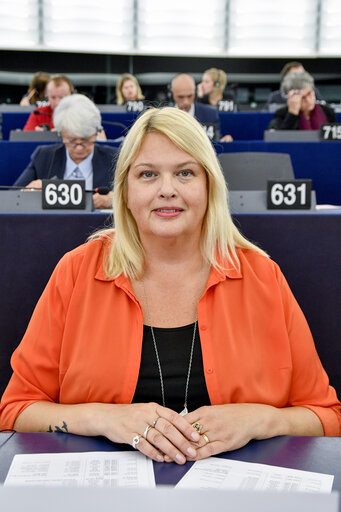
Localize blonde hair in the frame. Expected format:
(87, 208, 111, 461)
(116, 73, 145, 105)
(204, 68, 227, 95)
(100, 107, 267, 280)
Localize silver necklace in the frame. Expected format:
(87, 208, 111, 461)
(142, 268, 203, 416)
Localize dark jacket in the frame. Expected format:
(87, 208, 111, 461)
(268, 103, 336, 130)
(14, 143, 118, 189)
(193, 102, 220, 139)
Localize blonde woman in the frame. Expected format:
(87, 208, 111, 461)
(197, 68, 233, 106)
(115, 73, 145, 105)
(1, 108, 340, 464)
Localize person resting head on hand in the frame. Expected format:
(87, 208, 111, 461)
(1, 107, 340, 463)
(268, 71, 336, 130)
(115, 73, 145, 105)
(14, 94, 117, 209)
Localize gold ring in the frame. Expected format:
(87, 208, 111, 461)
(192, 422, 203, 434)
(201, 433, 209, 444)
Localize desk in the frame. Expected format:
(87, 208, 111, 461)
(0, 433, 340, 492)
(1, 211, 340, 398)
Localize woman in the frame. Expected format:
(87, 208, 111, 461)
(268, 71, 336, 130)
(1, 108, 340, 464)
(116, 73, 145, 105)
(197, 68, 234, 107)
(20, 71, 50, 106)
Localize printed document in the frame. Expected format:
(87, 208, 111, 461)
(176, 457, 333, 493)
(4, 451, 155, 488)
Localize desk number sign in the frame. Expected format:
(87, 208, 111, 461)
(217, 100, 235, 112)
(320, 123, 341, 141)
(125, 100, 144, 112)
(42, 180, 86, 210)
(202, 124, 216, 140)
(267, 180, 312, 210)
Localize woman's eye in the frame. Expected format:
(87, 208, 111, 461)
(141, 171, 154, 178)
(179, 170, 192, 177)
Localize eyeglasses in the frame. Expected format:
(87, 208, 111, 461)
(63, 137, 95, 148)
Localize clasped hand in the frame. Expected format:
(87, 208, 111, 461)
(100, 402, 277, 464)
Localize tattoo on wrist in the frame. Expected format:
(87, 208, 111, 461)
(47, 421, 68, 433)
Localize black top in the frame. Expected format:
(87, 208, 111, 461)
(268, 103, 336, 130)
(132, 323, 211, 413)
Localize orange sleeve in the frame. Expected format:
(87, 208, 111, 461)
(275, 263, 341, 435)
(0, 251, 76, 429)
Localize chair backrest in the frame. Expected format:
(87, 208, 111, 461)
(218, 152, 294, 190)
(264, 130, 320, 142)
(9, 130, 61, 142)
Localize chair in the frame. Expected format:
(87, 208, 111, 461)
(218, 152, 295, 190)
(9, 130, 62, 142)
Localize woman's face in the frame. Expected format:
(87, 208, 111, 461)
(300, 87, 316, 113)
(121, 79, 138, 101)
(127, 132, 207, 245)
(201, 73, 215, 94)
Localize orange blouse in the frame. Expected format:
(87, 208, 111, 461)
(1, 237, 340, 434)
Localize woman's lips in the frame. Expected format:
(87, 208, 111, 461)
(153, 208, 183, 218)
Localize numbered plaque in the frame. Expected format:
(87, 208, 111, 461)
(202, 124, 216, 140)
(217, 100, 235, 112)
(42, 180, 86, 210)
(125, 100, 144, 112)
(267, 180, 312, 210)
(320, 123, 341, 141)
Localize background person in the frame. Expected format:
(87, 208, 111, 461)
(197, 67, 235, 107)
(115, 73, 145, 105)
(265, 61, 324, 110)
(1, 107, 340, 464)
(268, 71, 336, 130)
(23, 74, 74, 131)
(15, 94, 117, 209)
(170, 73, 233, 142)
(19, 71, 51, 107)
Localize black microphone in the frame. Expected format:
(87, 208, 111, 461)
(33, 109, 53, 116)
(0, 185, 42, 190)
(101, 120, 128, 130)
(93, 186, 111, 195)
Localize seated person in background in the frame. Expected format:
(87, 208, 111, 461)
(115, 73, 145, 105)
(197, 67, 235, 107)
(170, 73, 233, 142)
(20, 71, 51, 107)
(268, 71, 336, 130)
(1, 107, 340, 464)
(265, 61, 324, 110)
(23, 74, 74, 132)
(14, 94, 117, 209)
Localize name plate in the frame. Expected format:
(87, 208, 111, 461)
(202, 124, 216, 140)
(42, 180, 86, 210)
(217, 100, 235, 112)
(267, 180, 312, 210)
(320, 123, 341, 141)
(125, 100, 144, 112)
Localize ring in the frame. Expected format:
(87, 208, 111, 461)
(132, 434, 141, 449)
(152, 417, 159, 427)
(143, 424, 152, 439)
(192, 422, 203, 434)
(201, 433, 210, 444)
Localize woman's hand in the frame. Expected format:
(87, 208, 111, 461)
(94, 402, 202, 464)
(287, 89, 303, 116)
(184, 403, 283, 459)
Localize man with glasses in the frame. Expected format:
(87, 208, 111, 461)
(15, 94, 117, 209)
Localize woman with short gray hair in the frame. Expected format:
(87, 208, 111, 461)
(268, 71, 335, 130)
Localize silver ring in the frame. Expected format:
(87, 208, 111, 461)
(152, 416, 159, 427)
(132, 434, 141, 449)
(143, 424, 152, 439)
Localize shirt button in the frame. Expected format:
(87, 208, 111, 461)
(206, 368, 213, 374)
(201, 325, 207, 330)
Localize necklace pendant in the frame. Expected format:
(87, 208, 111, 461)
(180, 406, 188, 416)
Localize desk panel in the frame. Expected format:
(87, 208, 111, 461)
(0, 433, 340, 494)
(0, 212, 340, 398)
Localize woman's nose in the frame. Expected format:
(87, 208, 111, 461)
(158, 175, 177, 197)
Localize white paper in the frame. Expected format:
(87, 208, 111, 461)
(176, 457, 334, 493)
(4, 451, 155, 488)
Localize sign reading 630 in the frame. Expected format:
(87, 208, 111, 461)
(42, 180, 86, 209)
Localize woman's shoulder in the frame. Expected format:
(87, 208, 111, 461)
(236, 247, 281, 280)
